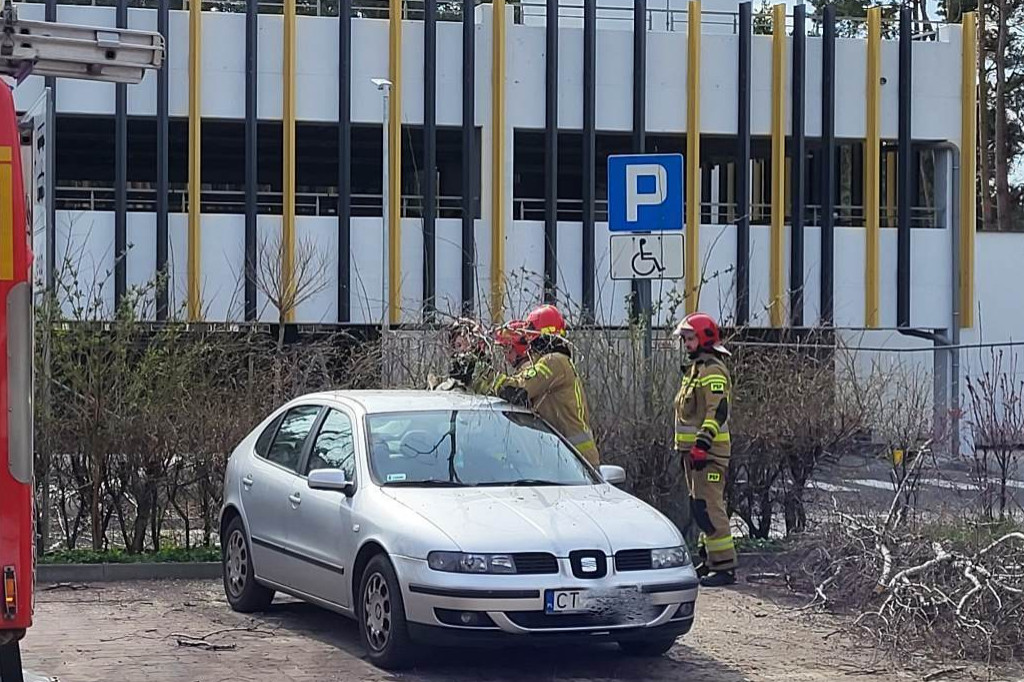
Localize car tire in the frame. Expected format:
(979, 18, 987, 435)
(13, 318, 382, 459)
(617, 636, 678, 657)
(358, 554, 418, 670)
(222, 516, 274, 613)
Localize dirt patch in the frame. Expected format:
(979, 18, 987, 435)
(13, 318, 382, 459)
(18, 579, 1021, 682)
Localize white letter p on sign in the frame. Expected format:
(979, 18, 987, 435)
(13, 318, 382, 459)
(625, 164, 667, 222)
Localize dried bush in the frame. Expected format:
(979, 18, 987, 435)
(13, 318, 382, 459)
(795, 505, 1024, 661)
(966, 350, 1024, 522)
(34, 256, 379, 554)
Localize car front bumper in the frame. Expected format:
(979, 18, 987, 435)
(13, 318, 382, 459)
(394, 555, 699, 642)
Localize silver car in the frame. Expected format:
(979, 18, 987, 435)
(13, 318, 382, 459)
(220, 390, 699, 669)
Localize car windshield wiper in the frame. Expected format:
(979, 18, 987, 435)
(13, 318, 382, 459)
(382, 479, 470, 487)
(476, 479, 569, 487)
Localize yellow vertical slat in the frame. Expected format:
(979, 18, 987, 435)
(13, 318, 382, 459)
(491, 0, 506, 321)
(686, 0, 701, 313)
(885, 151, 896, 227)
(865, 7, 881, 328)
(961, 12, 977, 328)
(187, 0, 202, 321)
(283, 0, 296, 322)
(0, 148, 12, 281)
(388, 0, 402, 325)
(770, 3, 786, 327)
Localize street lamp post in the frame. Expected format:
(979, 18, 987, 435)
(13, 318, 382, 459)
(372, 77, 393, 330)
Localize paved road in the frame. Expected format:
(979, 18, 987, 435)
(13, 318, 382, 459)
(18, 579, 1013, 682)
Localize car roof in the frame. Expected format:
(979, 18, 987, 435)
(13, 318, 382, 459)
(300, 389, 521, 414)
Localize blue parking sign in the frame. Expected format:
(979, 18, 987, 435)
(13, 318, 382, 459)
(607, 154, 684, 232)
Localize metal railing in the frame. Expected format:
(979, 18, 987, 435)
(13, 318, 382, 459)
(54, 185, 941, 228)
(16, 0, 954, 39)
(54, 185, 477, 218)
(511, 196, 942, 228)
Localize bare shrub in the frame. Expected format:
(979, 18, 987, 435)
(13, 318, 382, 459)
(252, 230, 331, 349)
(35, 252, 379, 553)
(796, 504, 1024, 662)
(966, 350, 1024, 522)
(728, 330, 876, 538)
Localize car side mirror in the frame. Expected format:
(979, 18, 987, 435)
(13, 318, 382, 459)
(599, 465, 626, 486)
(308, 468, 355, 497)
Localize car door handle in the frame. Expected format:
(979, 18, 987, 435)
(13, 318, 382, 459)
(242, 475, 254, 490)
(288, 493, 302, 506)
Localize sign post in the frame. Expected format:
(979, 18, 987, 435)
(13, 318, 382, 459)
(607, 153, 685, 403)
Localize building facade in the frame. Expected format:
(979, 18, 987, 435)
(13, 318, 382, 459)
(12, 0, 982, 339)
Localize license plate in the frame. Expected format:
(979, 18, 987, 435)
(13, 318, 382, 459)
(544, 587, 647, 615)
(545, 589, 589, 614)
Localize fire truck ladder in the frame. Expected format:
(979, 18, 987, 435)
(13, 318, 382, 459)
(0, 0, 164, 84)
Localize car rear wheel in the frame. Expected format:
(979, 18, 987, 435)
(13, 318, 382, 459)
(222, 516, 274, 613)
(618, 636, 678, 657)
(358, 554, 417, 670)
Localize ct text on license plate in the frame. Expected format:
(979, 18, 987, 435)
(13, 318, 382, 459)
(545, 589, 590, 614)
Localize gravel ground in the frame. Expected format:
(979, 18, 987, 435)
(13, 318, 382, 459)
(17, 578, 1023, 682)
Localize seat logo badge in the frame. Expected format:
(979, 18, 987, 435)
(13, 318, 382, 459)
(581, 557, 598, 573)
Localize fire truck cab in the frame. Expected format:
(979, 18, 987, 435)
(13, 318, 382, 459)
(0, 5, 162, 680)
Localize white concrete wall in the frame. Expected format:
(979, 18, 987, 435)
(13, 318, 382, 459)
(51, 209, 957, 330)
(24, 4, 978, 346)
(12, 3, 963, 147)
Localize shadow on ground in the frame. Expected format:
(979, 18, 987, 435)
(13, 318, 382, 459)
(259, 598, 750, 681)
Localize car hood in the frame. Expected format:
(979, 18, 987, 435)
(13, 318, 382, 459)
(380, 484, 681, 555)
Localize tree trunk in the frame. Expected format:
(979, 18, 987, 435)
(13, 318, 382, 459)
(979, 0, 992, 228)
(130, 486, 153, 554)
(90, 453, 103, 551)
(784, 489, 807, 535)
(993, 0, 1012, 232)
(37, 452, 51, 557)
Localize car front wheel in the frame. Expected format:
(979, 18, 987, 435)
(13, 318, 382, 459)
(618, 636, 678, 657)
(222, 516, 274, 613)
(358, 554, 417, 670)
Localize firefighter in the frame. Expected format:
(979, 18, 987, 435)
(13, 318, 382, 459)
(491, 305, 600, 467)
(493, 320, 531, 371)
(673, 311, 737, 588)
(429, 317, 489, 392)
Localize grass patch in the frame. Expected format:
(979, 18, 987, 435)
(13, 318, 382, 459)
(40, 546, 222, 565)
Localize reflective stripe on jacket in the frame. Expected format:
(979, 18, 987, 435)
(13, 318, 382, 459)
(492, 351, 600, 465)
(673, 352, 731, 459)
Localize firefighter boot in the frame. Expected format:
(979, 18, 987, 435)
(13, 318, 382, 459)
(700, 570, 737, 588)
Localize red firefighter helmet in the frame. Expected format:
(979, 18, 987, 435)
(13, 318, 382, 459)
(521, 304, 567, 339)
(673, 312, 729, 355)
(494, 320, 531, 364)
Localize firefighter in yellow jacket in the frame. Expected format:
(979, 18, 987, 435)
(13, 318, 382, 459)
(490, 305, 600, 467)
(673, 312, 737, 587)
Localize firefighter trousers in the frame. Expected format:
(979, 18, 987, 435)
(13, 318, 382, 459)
(684, 457, 738, 572)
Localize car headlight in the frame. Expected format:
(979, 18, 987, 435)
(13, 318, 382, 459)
(651, 546, 691, 569)
(427, 551, 517, 574)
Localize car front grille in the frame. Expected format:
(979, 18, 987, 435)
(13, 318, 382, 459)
(506, 605, 663, 630)
(615, 549, 653, 572)
(513, 552, 559, 575)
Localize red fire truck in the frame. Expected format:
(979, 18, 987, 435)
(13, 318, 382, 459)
(0, 6, 162, 680)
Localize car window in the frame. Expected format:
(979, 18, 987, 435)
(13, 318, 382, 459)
(365, 409, 596, 487)
(264, 405, 321, 472)
(306, 409, 356, 480)
(254, 414, 284, 458)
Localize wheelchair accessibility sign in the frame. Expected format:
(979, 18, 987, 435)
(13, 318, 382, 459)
(609, 233, 684, 280)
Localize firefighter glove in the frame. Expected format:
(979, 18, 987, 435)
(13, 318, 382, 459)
(689, 444, 710, 470)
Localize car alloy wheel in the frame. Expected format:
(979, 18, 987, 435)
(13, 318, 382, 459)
(225, 528, 249, 599)
(363, 571, 392, 652)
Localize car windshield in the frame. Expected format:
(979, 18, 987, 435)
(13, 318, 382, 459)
(365, 409, 597, 487)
